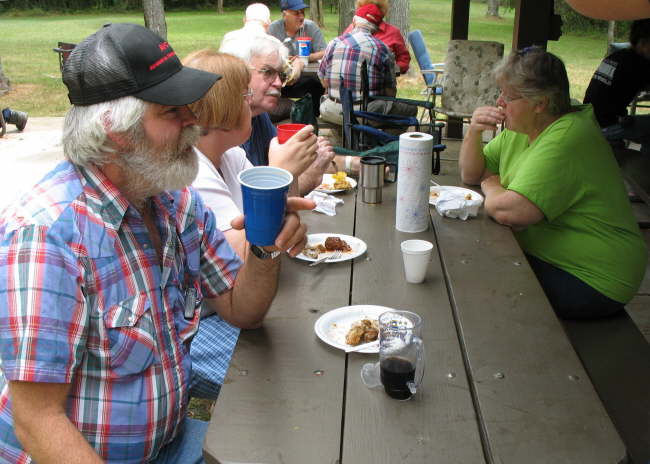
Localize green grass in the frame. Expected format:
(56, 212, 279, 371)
(0, 0, 615, 116)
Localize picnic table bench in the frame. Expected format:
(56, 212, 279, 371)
(203, 178, 626, 463)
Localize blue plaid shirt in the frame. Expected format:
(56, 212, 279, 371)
(318, 27, 396, 101)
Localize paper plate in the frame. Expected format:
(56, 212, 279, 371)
(315, 174, 357, 193)
(429, 185, 484, 206)
(314, 305, 395, 353)
(296, 233, 367, 263)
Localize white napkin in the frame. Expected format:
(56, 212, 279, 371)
(434, 190, 482, 220)
(305, 191, 344, 216)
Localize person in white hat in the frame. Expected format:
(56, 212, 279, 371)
(221, 3, 272, 47)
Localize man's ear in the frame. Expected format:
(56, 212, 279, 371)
(102, 110, 130, 150)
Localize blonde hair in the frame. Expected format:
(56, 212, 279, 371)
(182, 50, 251, 130)
(355, 0, 389, 16)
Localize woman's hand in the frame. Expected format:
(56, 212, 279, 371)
(469, 106, 505, 133)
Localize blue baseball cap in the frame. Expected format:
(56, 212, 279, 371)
(280, 0, 308, 10)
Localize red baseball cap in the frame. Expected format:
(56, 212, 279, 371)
(355, 4, 384, 25)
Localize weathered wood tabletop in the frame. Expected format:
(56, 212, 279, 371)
(203, 180, 626, 464)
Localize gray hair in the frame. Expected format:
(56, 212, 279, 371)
(352, 16, 378, 33)
(62, 96, 146, 167)
(219, 33, 288, 65)
(493, 47, 572, 116)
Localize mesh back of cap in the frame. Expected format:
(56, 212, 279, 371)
(64, 33, 138, 105)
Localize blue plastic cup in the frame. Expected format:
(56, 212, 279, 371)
(238, 166, 294, 246)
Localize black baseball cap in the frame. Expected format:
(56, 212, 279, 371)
(63, 23, 221, 106)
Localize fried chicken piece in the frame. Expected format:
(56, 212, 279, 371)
(345, 324, 365, 345)
(345, 319, 379, 345)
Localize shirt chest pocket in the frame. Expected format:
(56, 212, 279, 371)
(103, 292, 160, 377)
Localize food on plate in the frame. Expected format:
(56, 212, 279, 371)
(465, 193, 472, 200)
(430, 191, 439, 199)
(318, 172, 352, 191)
(332, 171, 351, 190)
(324, 236, 351, 252)
(302, 236, 353, 258)
(345, 319, 379, 346)
(302, 243, 327, 259)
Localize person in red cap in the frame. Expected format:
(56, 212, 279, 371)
(318, 3, 417, 128)
(0, 23, 312, 463)
(342, 0, 411, 74)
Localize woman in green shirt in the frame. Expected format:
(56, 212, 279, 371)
(459, 47, 646, 320)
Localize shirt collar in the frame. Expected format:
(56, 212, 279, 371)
(75, 163, 176, 232)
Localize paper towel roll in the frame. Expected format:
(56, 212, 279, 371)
(396, 132, 433, 233)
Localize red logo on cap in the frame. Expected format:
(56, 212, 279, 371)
(159, 42, 170, 52)
(150, 51, 176, 70)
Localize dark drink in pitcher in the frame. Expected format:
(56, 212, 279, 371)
(380, 356, 416, 400)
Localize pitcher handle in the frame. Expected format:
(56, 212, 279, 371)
(407, 336, 425, 395)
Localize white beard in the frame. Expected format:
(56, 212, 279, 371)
(119, 124, 200, 201)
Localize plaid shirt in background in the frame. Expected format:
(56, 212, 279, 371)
(0, 161, 241, 463)
(318, 27, 396, 102)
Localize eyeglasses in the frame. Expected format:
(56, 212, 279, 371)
(250, 65, 289, 85)
(498, 91, 524, 104)
(285, 8, 305, 16)
(242, 88, 254, 102)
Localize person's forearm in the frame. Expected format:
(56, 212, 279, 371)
(227, 247, 281, 328)
(298, 170, 322, 195)
(309, 50, 325, 62)
(15, 411, 102, 464)
(459, 128, 487, 185)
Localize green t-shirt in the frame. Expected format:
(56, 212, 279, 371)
(483, 105, 646, 303)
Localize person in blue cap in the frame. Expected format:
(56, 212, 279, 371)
(267, 0, 326, 119)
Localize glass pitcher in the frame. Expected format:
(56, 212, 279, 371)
(367, 310, 425, 400)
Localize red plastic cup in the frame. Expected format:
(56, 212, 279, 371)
(277, 123, 307, 144)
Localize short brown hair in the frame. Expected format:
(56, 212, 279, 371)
(182, 50, 251, 130)
(355, 0, 389, 17)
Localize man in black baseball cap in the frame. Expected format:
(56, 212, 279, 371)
(64, 22, 220, 106)
(0, 22, 311, 462)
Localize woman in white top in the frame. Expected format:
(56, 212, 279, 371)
(185, 50, 257, 259)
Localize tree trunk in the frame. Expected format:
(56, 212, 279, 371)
(310, 0, 325, 27)
(143, 0, 167, 40)
(338, 0, 355, 35)
(486, 0, 500, 17)
(0, 58, 10, 97)
(217, 0, 224, 15)
(607, 20, 616, 44)
(388, 0, 409, 44)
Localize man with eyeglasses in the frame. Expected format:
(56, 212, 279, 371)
(220, 33, 336, 195)
(267, 0, 326, 120)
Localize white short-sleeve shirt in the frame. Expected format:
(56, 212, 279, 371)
(193, 146, 253, 232)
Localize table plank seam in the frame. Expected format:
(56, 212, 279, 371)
(430, 212, 494, 464)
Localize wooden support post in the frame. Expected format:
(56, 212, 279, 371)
(512, 0, 562, 51)
(447, 0, 470, 139)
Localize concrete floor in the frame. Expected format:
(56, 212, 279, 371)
(2, 118, 648, 340)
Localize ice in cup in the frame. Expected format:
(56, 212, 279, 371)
(400, 239, 433, 283)
(238, 166, 293, 246)
(277, 123, 307, 144)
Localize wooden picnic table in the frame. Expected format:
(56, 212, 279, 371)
(203, 179, 626, 464)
